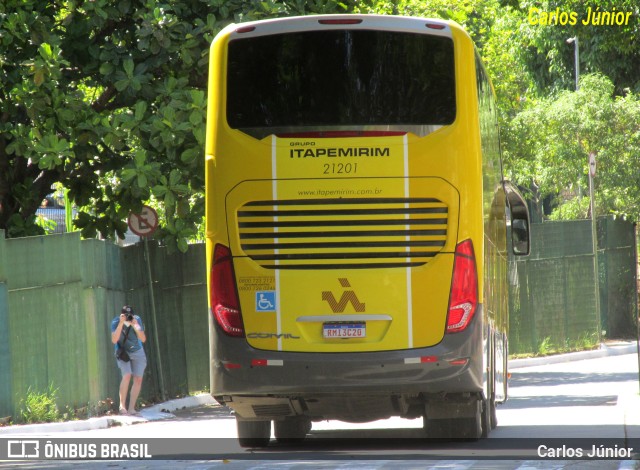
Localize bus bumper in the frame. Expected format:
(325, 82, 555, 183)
(210, 306, 485, 422)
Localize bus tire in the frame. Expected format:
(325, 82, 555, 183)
(457, 399, 483, 440)
(490, 396, 498, 429)
(424, 416, 481, 440)
(481, 397, 492, 438)
(274, 417, 311, 443)
(457, 416, 482, 440)
(236, 418, 271, 448)
(423, 417, 448, 439)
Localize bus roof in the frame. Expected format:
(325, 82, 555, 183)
(218, 14, 456, 41)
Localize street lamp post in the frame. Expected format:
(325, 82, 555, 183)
(567, 36, 601, 343)
(567, 35, 601, 342)
(588, 153, 602, 344)
(566, 36, 579, 90)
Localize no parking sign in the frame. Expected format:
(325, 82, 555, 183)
(127, 205, 158, 237)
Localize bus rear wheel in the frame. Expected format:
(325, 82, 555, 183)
(481, 397, 492, 438)
(236, 418, 271, 448)
(490, 397, 498, 429)
(423, 399, 483, 440)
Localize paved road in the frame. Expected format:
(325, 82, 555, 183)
(2, 348, 640, 469)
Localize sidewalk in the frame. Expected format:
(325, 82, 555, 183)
(1, 341, 638, 436)
(509, 340, 639, 369)
(0, 393, 216, 435)
(509, 340, 640, 441)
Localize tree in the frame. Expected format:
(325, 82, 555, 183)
(509, 0, 640, 95)
(480, 2, 640, 221)
(504, 74, 640, 221)
(3, 1, 638, 243)
(0, 0, 355, 251)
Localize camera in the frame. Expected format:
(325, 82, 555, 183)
(122, 305, 134, 322)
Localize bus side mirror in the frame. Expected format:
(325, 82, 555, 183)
(504, 181, 530, 256)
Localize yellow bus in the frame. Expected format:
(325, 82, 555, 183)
(205, 14, 530, 446)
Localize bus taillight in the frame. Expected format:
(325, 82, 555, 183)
(211, 244, 244, 337)
(446, 239, 478, 333)
(318, 19, 363, 25)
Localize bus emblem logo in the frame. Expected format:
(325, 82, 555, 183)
(322, 278, 365, 313)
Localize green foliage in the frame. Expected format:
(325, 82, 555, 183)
(34, 213, 58, 234)
(548, 197, 590, 221)
(480, 9, 537, 119)
(0, 0, 356, 252)
(19, 384, 61, 424)
(534, 332, 599, 357)
(537, 336, 553, 356)
(504, 73, 640, 221)
(1, 0, 639, 249)
(511, 0, 640, 95)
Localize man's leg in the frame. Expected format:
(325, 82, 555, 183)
(119, 373, 132, 413)
(128, 376, 143, 414)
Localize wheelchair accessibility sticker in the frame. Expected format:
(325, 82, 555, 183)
(256, 291, 276, 312)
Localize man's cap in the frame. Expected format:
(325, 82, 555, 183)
(121, 305, 134, 314)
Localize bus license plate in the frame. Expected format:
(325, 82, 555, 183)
(323, 323, 366, 339)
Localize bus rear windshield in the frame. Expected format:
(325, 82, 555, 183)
(227, 30, 455, 137)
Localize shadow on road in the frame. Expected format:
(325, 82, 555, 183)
(172, 404, 235, 421)
(225, 427, 640, 460)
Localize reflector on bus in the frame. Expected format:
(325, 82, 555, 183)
(211, 244, 244, 337)
(446, 239, 478, 333)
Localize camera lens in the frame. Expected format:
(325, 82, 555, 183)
(127, 314, 134, 321)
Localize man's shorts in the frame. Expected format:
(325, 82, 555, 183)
(116, 348, 147, 377)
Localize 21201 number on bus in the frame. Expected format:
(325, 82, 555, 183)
(323, 162, 358, 174)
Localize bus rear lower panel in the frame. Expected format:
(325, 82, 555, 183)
(211, 308, 483, 423)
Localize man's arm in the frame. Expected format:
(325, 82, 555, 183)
(111, 315, 125, 344)
(132, 316, 147, 343)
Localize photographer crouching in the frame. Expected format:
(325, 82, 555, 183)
(111, 305, 147, 416)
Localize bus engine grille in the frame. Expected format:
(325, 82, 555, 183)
(236, 198, 448, 269)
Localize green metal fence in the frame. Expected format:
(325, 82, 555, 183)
(599, 219, 638, 338)
(509, 217, 638, 355)
(0, 231, 10, 417)
(0, 232, 208, 419)
(1, 217, 637, 419)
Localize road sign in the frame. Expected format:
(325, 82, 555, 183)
(589, 152, 597, 177)
(128, 205, 159, 237)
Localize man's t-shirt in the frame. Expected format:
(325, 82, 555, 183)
(111, 315, 144, 353)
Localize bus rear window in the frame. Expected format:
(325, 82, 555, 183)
(226, 30, 455, 137)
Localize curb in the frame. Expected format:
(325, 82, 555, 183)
(509, 341, 639, 369)
(141, 393, 216, 419)
(0, 394, 216, 436)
